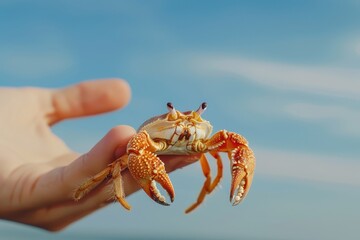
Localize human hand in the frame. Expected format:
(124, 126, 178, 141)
(0, 79, 198, 231)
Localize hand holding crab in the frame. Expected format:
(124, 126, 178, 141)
(74, 102, 255, 213)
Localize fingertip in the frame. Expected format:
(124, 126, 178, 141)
(107, 124, 136, 141)
(89, 125, 136, 166)
(106, 125, 136, 158)
(102, 78, 132, 110)
(64, 125, 136, 190)
(49, 78, 132, 124)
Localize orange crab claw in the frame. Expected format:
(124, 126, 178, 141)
(228, 145, 255, 206)
(128, 150, 175, 206)
(141, 176, 174, 206)
(206, 130, 255, 206)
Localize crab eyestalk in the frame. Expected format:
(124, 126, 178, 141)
(167, 102, 177, 120)
(196, 102, 207, 115)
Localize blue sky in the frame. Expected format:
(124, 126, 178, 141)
(1, 0, 360, 239)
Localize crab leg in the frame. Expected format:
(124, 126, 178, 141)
(185, 151, 225, 213)
(207, 130, 255, 206)
(208, 152, 224, 192)
(127, 131, 175, 206)
(185, 154, 212, 213)
(73, 155, 130, 209)
(111, 157, 132, 210)
(73, 167, 112, 201)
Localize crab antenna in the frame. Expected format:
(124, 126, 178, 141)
(196, 102, 207, 115)
(167, 102, 177, 118)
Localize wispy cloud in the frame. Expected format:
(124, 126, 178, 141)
(284, 102, 360, 137)
(256, 148, 360, 186)
(247, 97, 360, 137)
(0, 46, 74, 79)
(194, 55, 360, 99)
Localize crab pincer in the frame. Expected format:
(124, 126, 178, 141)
(128, 151, 175, 206)
(126, 131, 175, 206)
(228, 144, 255, 206)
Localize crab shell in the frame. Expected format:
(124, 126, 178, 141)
(138, 106, 213, 155)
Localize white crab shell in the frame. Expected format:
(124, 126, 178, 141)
(138, 111, 213, 155)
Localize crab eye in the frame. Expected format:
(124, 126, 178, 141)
(167, 102, 177, 119)
(167, 102, 174, 110)
(196, 102, 207, 115)
(201, 102, 207, 110)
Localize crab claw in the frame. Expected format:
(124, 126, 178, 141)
(229, 146, 255, 206)
(139, 172, 175, 206)
(128, 150, 175, 206)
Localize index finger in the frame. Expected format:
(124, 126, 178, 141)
(48, 79, 131, 125)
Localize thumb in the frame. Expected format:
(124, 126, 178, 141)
(31, 125, 136, 207)
(63, 125, 136, 194)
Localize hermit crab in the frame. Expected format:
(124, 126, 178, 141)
(73, 102, 255, 213)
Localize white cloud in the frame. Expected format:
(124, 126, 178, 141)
(284, 102, 360, 137)
(256, 148, 360, 186)
(248, 98, 360, 137)
(194, 55, 360, 99)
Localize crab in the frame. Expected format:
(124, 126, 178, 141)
(73, 102, 255, 213)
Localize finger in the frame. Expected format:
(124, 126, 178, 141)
(48, 79, 131, 125)
(12, 167, 138, 231)
(102, 154, 201, 199)
(11, 154, 201, 228)
(6, 183, 113, 231)
(55, 154, 200, 213)
(161, 154, 201, 172)
(29, 125, 135, 207)
(23, 137, 199, 211)
(27, 155, 201, 231)
(63, 125, 136, 193)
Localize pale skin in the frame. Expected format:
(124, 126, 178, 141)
(0, 79, 199, 231)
